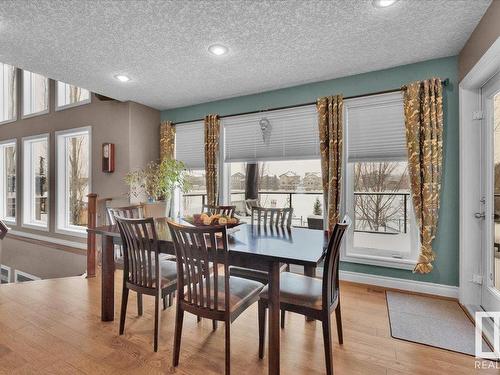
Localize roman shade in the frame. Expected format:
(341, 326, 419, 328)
(224, 105, 319, 162)
(346, 92, 407, 162)
(175, 120, 205, 169)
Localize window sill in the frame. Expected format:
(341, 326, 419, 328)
(55, 227, 87, 238)
(21, 223, 49, 232)
(55, 98, 91, 112)
(341, 252, 417, 270)
(21, 109, 49, 120)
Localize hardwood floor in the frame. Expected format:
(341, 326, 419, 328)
(0, 273, 496, 374)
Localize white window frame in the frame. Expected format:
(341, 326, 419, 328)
(14, 269, 40, 282)
(55, 81, 91, 111)
(0, 64, 17, 126)
(341, 94, 419, 270)
(55, 126, 92, 237)
(0, 139, 17, 224)
(21, 70, 49, 119)
(1, 265, 11, 284)
(22, 133, 50, 231)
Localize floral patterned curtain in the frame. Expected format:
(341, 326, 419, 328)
(403, 78, 443, 274)
(160, 120, 175, 161)
(204, 114, 220, 206)
(317, 95, 343, 232)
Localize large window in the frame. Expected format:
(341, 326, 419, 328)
(56, 81, 90, 110)
(22, 70, 49, 117)
(228, 160, 322, 226)
(0, 140, 16, 223)
(56, 127, 91, 234)
(344, 92, 418, 268)
(222, 105, 321, 226)
(23, 134, 49, 230)
(174, 120, 206, 216)
(0, 62, 17, 124)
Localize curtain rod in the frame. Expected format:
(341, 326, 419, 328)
(173, 78, 449, 125)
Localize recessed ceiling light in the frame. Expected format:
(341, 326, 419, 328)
(372, 0, 398, 8)
(208, 44, 228, 56)
(115, 74, 130, 82)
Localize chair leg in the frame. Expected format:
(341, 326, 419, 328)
(258, 300, 266, 359)
(225, 320, 231, 375)
(322, 313, 333, 375)
(163, 295, 168, 310)
(280, 309, 285, 329)
(335, 304, 343, 345)
(168, 292, 173, 307)
(137, 293, 143, 316)
(212, 320, 218, 331)
(197, 316, 201, 323)
(153, 294, 161, 352)
(119, 286, 129, 335)
(173, 304, 184, 367)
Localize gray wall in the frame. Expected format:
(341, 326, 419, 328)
(0, 77, 160, 280)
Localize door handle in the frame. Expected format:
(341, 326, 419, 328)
(474, 212, 486, 219)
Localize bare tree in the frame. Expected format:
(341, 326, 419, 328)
(69, 137, 88, 225)
(69, 85, 82, 104)
(8, 67, 16, 118)
(354, 162, 408, 232)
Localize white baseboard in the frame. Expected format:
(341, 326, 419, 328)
(340, 270, 459, 299)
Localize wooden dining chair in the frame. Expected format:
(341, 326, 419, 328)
(115, 216, 178, 352)
(229, 207, 293, 285)
(202, 204, 236, 218)
(250, 206, 293, 228)
(107, 205, 174, 314)
(257, 218, 349, 375)
(167, 220, 264, 375)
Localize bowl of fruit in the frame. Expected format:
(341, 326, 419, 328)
(184, 213, 241, 228)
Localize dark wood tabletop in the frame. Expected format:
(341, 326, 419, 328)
(89, 219, 328, 267)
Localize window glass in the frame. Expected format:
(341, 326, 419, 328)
(0, 142, 16, 222)
(0, 62, 17, 123)
(57, 81, 90, 109)
(56, 129, 90, 232)
(23, 70, 48, 116)
(23, 136, 49, 228)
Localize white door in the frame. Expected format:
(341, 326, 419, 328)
(481, 71, 500, 312)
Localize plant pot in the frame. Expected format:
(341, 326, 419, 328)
(143, 199, 171, 219)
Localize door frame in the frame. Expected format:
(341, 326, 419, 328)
(480, 72, 500, 312)
(460, 37, 500, 310)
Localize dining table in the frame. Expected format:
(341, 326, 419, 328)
(88, 219, 328, 375)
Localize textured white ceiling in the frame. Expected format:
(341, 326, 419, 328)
(0, 0, 491, 110)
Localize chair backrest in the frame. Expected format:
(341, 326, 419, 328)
(115, 217, 161, 290)
(167, 220, 230, 314)
(106, 204, 144, 225)
(322, 217, 349, 310)
(245, 199, 260, 216)
(251, 206, 293, 228)
(202, 204, 236, 218)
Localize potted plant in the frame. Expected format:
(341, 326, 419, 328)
(125, 159, 191, 218)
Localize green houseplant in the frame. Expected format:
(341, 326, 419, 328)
(125, 159, 191, 217)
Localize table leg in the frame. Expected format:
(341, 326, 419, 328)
(101, 234, 115, 322)
(268, 262, 280, 375)
(304, 266, 316, 322)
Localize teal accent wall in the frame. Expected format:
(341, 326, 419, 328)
(162, 56, 459, 287)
